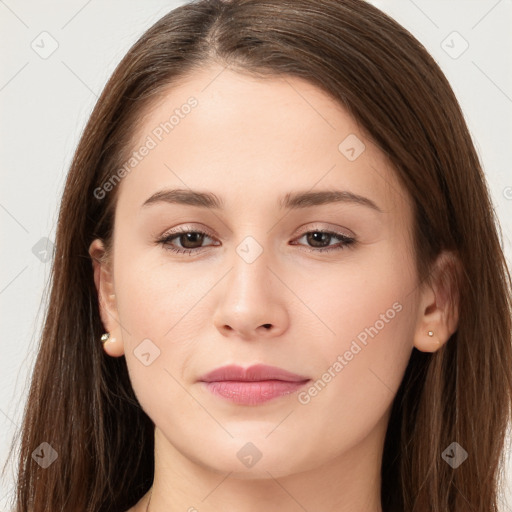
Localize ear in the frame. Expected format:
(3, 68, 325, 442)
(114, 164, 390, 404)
(89, 238, 125, 357)
(413, 250, 460, 353)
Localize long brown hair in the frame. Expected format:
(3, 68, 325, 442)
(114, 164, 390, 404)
(4, 1, 512, 510)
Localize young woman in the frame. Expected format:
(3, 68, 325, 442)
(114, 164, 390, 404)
(5, 0, 512, 511)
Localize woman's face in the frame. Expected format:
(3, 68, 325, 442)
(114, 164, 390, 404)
(91, 64, 424, 478)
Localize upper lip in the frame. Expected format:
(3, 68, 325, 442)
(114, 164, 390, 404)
(199, 364, 310, 383)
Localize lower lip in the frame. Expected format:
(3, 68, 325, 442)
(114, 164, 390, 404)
(202, 380, 310, 405)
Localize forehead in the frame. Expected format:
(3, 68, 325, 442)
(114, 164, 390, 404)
(115, 64, 412, 223)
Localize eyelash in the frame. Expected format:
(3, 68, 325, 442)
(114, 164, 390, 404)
(156, 227, 356, 255)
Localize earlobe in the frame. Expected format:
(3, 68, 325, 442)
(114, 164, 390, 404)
(413, 250, 461, 353)
(100, 332, 125, 357)
(414, 327, 442, 353)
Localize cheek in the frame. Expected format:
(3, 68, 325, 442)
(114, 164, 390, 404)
(291, 251, 417, 454)
(112, 257, 208, 403)
(114, 255, 209, 340)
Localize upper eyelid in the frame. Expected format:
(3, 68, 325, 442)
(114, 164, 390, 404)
(164, 225, 217, 240)
(163, 222, 354, 239)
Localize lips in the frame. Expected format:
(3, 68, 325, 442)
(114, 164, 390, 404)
(198, 364, 310, 383)
(198, 364, 311, 405)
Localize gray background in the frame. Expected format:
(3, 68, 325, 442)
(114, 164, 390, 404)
(1, 0, 511, 509)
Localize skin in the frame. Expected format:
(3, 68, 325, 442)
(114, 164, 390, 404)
(89, 63, 459, 512)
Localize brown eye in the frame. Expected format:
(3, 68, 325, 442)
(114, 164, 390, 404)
(158, 229, 217, 255)
(306, 231, 333, 248)
(176, 232, 206, 249)
(292, 230, 356, 253)
(157, 228, 356, 256)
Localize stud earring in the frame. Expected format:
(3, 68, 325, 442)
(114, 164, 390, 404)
(428, 330, 440, 345)
(101, 332, 113, 344)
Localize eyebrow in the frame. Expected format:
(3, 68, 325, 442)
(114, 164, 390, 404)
(141, 188, 383, 213)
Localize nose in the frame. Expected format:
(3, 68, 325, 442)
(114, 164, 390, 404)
(212, 247, 289, 341)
